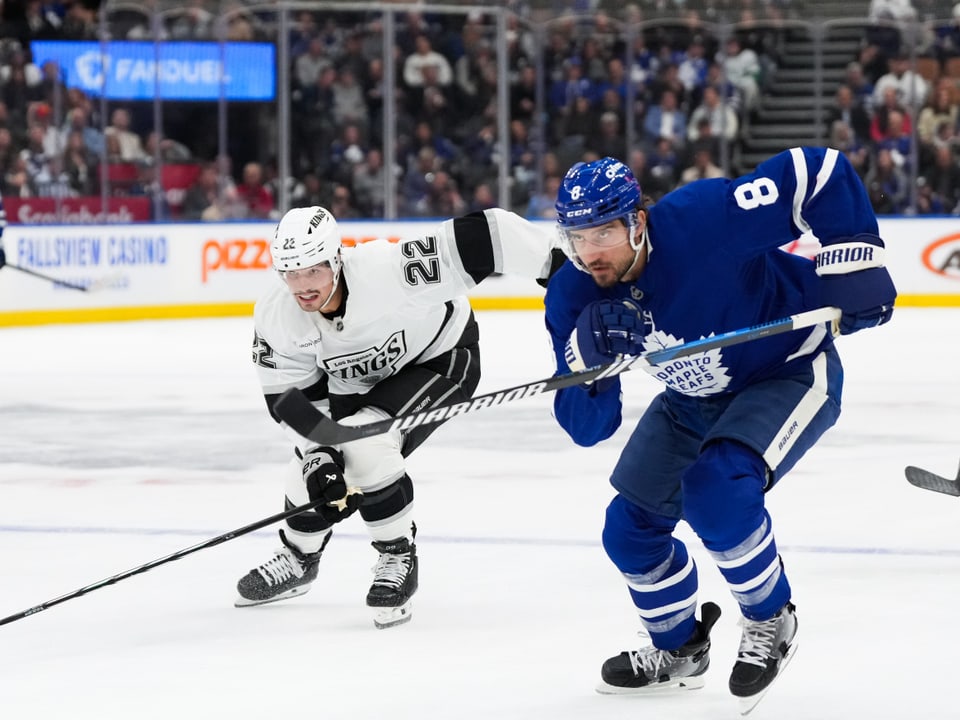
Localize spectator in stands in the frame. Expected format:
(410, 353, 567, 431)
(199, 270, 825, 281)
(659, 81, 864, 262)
(678, 36, 710, 95)
(525, 174, 562, 219)
(105, 108, 146, 162)
(5, 155, 31, 197)
(296, 38, 333, 92)
(401, 146, 438, 216)
(645, 136, 681, 200)
(36, 60, 67, 110)
(720, 36, 761, 112)
(403, 34, 453, 89)
(826, 84, 872, 144)
(429, 171, 468, 217)
(916, 79, 958, 153)
(62, 129, 97, 196)
(332, 67, 369, 130)
(845, 61, 876, 111)
(329, 122, 367, 187)
(0, 127, 16, 194)
(328, 183, 360, 219)
(236, 161, 274, 219)
(510, 64, 538, 123)
(293, 173, 329, 210)
(31, 153, 73, 198)
(870, 86, 914, 142)
(30, 101, 60, 158)
(549, 56, 594, 117)
(144, 131, 192, 163)
(59, 105, 103, 157)
(588, 111, 628, 161)
(687, 84, 739, 144)
(920, 143, 960, 213)
(2, 59, 41, 126)
(864, 146, 908, 213)
(873, 51, 930, 110)
(352, 147, 388, 217)
(830, 119, 871, 180)
(181, 161, 239, 221)
(644, 88, 687, 150)
(469, 182, 497, 212)
(679, 141, 725, 185)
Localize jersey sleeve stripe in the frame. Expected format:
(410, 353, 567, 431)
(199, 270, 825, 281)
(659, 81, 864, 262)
(452, 212, 496, 284)
(788, 147, 812, 235)
(809, 148, 839, 202)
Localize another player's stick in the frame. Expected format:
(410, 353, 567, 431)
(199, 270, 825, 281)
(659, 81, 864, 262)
(0, 498, 330, 627)
(904, 462, 960, 497)
(276, 306, 842, 446)
(5, 263, 121, 292)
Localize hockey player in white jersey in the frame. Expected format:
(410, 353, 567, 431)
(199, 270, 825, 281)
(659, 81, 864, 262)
(236, 205, 558, 628)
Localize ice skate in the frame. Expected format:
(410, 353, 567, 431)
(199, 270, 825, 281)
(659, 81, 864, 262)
(366, 535, 418, 629)
(729, 601, 798, 715)
(235, 530, 326, 607)
(596, 601, 722, 695)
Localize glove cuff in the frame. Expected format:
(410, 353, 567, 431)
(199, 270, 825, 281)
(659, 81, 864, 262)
(815, 233, 885, 276)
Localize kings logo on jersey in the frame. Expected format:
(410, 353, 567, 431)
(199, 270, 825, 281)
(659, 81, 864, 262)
(321, 331, 407, 386)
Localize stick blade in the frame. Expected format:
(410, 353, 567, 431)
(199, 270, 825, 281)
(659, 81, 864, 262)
(904, 465, 960, 497)
(274, 388, 363, 445)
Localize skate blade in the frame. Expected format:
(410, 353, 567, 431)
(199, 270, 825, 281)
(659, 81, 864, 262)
(736, 639, 799, 716)
(234, 584, 311, 608)
(372, 601, 413, 629)
(596, 674, 706, 695)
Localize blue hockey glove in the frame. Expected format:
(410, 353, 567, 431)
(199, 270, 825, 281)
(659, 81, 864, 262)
(565, 299, 645, 392)
(302, 446, 362, 523)
(816, 234, 896, 335)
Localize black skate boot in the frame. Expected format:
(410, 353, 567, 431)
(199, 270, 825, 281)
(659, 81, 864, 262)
(729, 601, 798, 715)
(366, 533, 418, 629)
(597, 602, 722, 694)
(235, 529, 329, 607)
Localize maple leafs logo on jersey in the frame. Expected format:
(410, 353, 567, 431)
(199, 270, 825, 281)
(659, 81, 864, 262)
(321, 331, 407, 386)
(640, 325, 732, 397)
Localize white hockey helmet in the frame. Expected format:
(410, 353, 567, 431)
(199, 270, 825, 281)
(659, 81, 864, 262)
(271, 206, 343, 278)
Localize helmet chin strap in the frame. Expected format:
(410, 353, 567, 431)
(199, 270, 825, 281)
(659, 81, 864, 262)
(317, 258, 343, 312)
(620, 219, 649, 282)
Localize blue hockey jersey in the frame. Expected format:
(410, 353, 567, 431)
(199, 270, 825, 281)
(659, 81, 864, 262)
(545, 147, 880, 446)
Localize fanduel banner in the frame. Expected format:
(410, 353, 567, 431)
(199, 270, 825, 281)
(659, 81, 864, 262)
(30, 41, 276, 101)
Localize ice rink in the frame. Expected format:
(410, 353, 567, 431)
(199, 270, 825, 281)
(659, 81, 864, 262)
(1, 308, 958, 720)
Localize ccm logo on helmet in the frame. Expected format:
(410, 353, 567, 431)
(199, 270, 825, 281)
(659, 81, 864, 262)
(567, 208, 594, 217)
(202, 238, 271, 282)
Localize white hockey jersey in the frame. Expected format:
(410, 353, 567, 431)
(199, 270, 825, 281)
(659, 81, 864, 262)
(252, 209, 557, 400)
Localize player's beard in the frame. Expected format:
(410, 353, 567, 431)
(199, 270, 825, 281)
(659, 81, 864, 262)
(586, 253, 637, 288)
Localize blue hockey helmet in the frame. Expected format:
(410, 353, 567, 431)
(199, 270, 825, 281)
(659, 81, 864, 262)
(555, 157, 641, 232)
(555, 157, 645, 272)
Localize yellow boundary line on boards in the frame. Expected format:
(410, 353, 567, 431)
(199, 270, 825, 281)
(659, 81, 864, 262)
(0, 294, 956, 327)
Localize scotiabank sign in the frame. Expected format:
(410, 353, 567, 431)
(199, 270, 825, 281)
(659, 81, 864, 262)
(5, 197, 151, 225)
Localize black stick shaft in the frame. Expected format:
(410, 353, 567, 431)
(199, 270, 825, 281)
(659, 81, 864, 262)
(0, 499, 323, 627)
(6, 263, 91, 292)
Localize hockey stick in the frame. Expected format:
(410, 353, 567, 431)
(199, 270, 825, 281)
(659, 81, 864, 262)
(904, 462, 960, 497)
(0, 498, 330, 627)
(276, 306, 842, 446)
(4, 263, 122, 292)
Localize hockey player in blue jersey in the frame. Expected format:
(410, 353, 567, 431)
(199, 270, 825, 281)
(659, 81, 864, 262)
(545, 148, 896, 712)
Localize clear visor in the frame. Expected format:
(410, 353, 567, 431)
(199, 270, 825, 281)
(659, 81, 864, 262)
(559, 213, 639, 271)
(277, 261, 335, 284)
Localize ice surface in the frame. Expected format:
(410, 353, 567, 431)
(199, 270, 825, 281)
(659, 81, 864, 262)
(1, 309, 958, 719)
